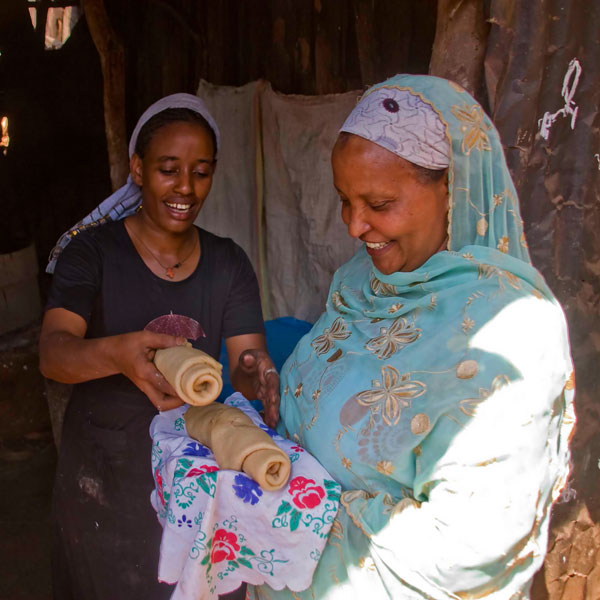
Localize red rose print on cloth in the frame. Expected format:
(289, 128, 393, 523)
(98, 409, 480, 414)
(288, 476, 325, 510)
(155, 467, 165, 506)
(187, 465, 219, 478)
(210, 529, 240, 563)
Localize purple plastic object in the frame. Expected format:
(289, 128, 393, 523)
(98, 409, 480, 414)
(144, 312, 206, 340)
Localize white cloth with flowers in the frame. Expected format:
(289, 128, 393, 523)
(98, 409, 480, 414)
(150, 393, 341, 599)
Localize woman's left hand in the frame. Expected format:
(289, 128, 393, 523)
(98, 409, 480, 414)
(237, 349, 280, 428)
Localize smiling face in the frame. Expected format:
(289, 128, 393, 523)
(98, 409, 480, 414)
(332, 134, 449, 274)
(130, 120, 216, 234)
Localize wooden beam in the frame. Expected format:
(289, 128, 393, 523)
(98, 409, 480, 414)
(429, 0, 489, 100)
(34, 0, 49, 48)
(81, 0, 128, 191)
(353, 0, 377, 87)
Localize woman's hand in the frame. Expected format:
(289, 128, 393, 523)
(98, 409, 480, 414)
(225, 333, 281, 428)
(39, 307, 186, 411)
(112, 330, 187, 411)
(237, 349, 280, 428)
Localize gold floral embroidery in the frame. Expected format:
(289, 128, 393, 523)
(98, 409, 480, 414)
(493, 193, 504, 206)
(283, 385, 289, 395)
(410, 413, 430, 435)
(341, 457, 352, 469)
(331, 290, 350, 312)
(311, 317, 351, 356)
(462, 252, 474, 260)
(382, 493, 397, 514)
(497, 236, 510, 253)
(449, 80, 466, 93)
(358, 556, 377, 571)
(450, 103, 492, 154)
(370, 275, 397, 297)
(476, 217, 488, 236)
(294, 383, 303, 398)
(341, 489, 374, 503)
(478, 263, 521, 291)
(387, 302, 404, 314)
(564, 371, 575, 391)
(459, 374, 510, 416)
(520, 232, 529, 248)
(428, 294, 438, 310)
(356, 365, 426, 426)
(365, 317, 421, 360)
(456, 359, 478, 379)
(312, 389, 321, 401)
(327, 348, 343, 362)
(462, 316, 475, 333)
(390, 496, 421, 517)
(329, 518, 344, 540)
(376, 460, 395, 475)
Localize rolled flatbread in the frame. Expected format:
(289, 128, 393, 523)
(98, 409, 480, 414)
(185, 403, 291, 491)
(154, 343, 223, 406)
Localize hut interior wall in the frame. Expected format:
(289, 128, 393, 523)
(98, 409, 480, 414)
(485, 1, 600, 596)
(2, 0, 437, 291)
(1, 0, 598, 597)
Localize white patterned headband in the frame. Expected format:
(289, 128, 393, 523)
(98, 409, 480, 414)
(128, 92, 220, 157)
(340, 86, 450, 170)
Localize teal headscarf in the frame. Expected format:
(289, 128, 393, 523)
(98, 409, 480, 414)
(250, 75, 575, 599)
(340, 74, 530, 263)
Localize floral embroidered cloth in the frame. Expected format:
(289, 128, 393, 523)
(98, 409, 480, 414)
(150, 393, 341, 599)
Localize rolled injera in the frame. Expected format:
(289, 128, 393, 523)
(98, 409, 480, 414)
(184, 403, 291, 491)
(154, 343, 223, 406)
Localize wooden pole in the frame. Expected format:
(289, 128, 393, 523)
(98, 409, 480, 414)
(353, 0, 377, 88)
(81, 0, 128, 191)
(35, 0, 50, 48)
(429, 0, 489, 100)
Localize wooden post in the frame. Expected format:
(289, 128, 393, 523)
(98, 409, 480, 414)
(429, 0, 489, 99)
(35, 0, 50, 48)
(81, 0, 128, 191)
(314, 0, 347, 95)
(353, 0, 377, 88)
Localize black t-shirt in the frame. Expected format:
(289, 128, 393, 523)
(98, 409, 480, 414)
(46, 220, 265, 424)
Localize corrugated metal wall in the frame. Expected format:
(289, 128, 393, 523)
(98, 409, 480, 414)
(486, 1, 600, 596)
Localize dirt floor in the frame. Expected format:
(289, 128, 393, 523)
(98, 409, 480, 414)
(0, 322, 55, 600)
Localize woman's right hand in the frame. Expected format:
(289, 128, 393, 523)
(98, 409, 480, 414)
(112, 330, 187, 411)
(40, 307, 187, 411)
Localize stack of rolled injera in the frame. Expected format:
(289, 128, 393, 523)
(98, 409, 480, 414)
(185, 403, 291, 491)
(154, 343, 223, 406)
(154, 344, 291, 491)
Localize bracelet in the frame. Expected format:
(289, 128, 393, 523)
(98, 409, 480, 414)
(264, 367, 279, 378)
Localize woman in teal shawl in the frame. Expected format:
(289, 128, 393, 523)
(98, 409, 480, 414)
(249, 75, 575, 599)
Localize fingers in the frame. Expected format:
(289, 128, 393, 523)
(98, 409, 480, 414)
(143, 331, 187, 349)
(131, 357, 181, 408)
(258, 367, 280, 428)
(239, 349, 258, 373)
(156, 395, 185, 412)
(143, 382, 185, 411)
(150, 368, 178, 397)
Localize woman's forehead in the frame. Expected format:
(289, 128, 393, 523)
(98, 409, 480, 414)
(333, 134, 412, 170)
(146, 121, 215, 156)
